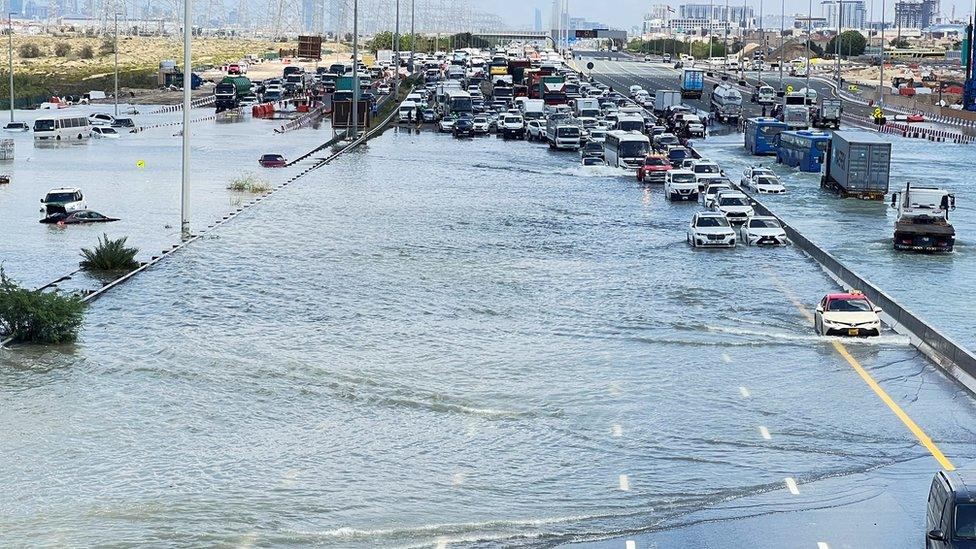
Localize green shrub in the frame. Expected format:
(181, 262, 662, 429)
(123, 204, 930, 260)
(80, 234, 140, 271)
(227, 173, 271, 193)
(99, 37, 115, 55)
(54, 42, 72, 57)
(17, 43, 41, 58)
(0, 268, 85, 344)
(79, 45, 94, 59)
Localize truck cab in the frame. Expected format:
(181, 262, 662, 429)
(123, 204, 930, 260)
(891, 183, 956, 252)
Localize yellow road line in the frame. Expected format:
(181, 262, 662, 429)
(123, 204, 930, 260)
(765, 268, 955, 471)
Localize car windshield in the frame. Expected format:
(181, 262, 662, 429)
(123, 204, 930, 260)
(557, 127, 580, 137)
(756, 176, 779, 186)
(696, 216, 730, 228)
(720, 196, 749, 207)
(644, 157, 667, 166)
(956, 504, 976, 539)
(34, 119, 55, 131)
(694, 164, 720, 174)
(672, 173, 696, 183)
(45, 192, 78, 203)
(826, 298, 873, 312)
(750, 219, 781, 228)
(585, 143, 602, 152)
(707, 186, 730, 196)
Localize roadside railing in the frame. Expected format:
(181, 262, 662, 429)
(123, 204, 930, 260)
(148, 95, 215, 114)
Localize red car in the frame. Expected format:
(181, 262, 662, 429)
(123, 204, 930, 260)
(907, 113, 925, 123)
(637, 155, 672, 183)
(228, 64, 242, 75)
(258, 154, 286, 168)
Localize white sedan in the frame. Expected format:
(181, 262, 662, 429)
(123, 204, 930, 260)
(814, 292, 882, 337)
(687, 212, 736, 248)
(91, 126, 121, 139)
(739, 216, 788, 246)
(743, 174, 787, 194)
(438, 117, 455, 133)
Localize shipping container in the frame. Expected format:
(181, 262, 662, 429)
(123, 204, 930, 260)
(821, 130, 890, 200)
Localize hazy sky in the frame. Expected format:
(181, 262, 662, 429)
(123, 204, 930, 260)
(491, 0, 975, 29)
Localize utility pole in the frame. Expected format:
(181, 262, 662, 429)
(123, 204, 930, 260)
(180, 0, 191, 240)
(409, 0, 415, 73)
(779, 0, 784, 88)
(393, 0, 399, 101)
(879, 0, 886, 104)
(741, 0, 747, 81)
(114, 11, 119, 117)
(758, 0, 764, 85)
(806, 0, 812, 93)
(7, 12, 14, 123)
(725, 0, 730, 76)
(351, 0, 359, 140)
(836, 0, 842, 84)
(709, 0, 715, 61)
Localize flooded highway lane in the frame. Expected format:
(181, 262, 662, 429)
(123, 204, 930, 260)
(0, 105, 331, 290)
(3, 126, 976, 547)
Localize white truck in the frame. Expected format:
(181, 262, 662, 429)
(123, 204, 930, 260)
(574, 97, 601, 119)
(521, 98, 546, 121)
(654, 90, 681, 114)
(710, 84, 743, 124)
(546, 114, 582, 150)
(890, 183, 956, 252)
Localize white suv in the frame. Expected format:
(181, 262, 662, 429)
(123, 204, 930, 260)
(687, 212, 736, 248)
(710, 190, 755, 226)
(664, 169, 699, 201)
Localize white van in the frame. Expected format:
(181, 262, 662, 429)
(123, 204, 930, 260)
(34, 114, 92, 140)
(398, 100, 418, 122)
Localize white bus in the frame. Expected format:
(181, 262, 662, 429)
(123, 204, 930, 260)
(604, 130, 650, 171)
(33, 114, 92, 141)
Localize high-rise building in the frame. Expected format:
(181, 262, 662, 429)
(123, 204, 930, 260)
(894, 0, 937, 28)
(534, 8, 542, 31)
(678, 4, 754, 25)
(820, 0, 866, 29)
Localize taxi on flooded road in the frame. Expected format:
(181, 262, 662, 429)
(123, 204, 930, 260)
(815, 291, 882, 337)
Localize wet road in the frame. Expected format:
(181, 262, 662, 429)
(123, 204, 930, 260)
(2, 117, 976, 548)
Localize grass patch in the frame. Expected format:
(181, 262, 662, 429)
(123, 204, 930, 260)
(0, 267, 85, 344)
(228, 173, 271, 193)
(80, 234, 140, 272)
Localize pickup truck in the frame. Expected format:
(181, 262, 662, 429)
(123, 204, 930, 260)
(500, 113, 525, 139)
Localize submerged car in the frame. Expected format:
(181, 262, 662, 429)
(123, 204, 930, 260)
(746, 174, 787, 194)
(91, 126, 120, 139)
(665, 169, 699, 201)
(258, 154, 287, 168)
(453, 116, 475, 138)
(814, 291, 882, 337)
(422, 109, 436, 123)
(739, 216, 789, 246)
(687, 212, 736, 248)
(40, 210, 118, 224)
(2, 121, 29, 132)
(438, 117, 455, 133)
(111, 117, 135, 128)
(472, 116, 490, 134)
(581, 156, 605, 166)
(710, 191, 755, 226)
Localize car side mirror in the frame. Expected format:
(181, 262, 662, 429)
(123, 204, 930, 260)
(815, 304, 824, 313)
(927, 529, 947, 542)
(874, 307, 882, 314)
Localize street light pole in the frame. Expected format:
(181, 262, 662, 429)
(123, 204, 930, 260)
(758, 0, 764, 85)
(351, 0, 359, 140)
(7, 12, 14, 123)
(180, 0, 191, 240)
(879, 0, 885, 104)
(709, 0, 715, 61)
(409, 0, 415, 73)
(724, 0, 730, 76)
(114, 11, 119, 117)
(836, 0, 842, 84)
(806, 0, 812, 93)
(393, 0, 399, 101)
(779, 0, 784, 87)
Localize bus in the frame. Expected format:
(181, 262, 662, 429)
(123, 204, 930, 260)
(33, 114, 92, 140)
(604, 130, 650, 171)
(744, 117, 788, 155)
(616, 112, 644, 132)
(443, 89, 473, 118)
(775, 130, 831, 172)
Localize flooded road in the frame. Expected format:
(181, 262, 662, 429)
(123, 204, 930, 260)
(3, 123, 976, 547)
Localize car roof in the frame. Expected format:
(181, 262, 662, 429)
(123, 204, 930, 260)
(826, 292, 869, 300)
(945, 470, 976, 502)
(697, 211, 726, 217)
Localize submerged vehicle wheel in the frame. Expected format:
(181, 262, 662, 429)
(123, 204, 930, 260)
(56, 135, 61, 141)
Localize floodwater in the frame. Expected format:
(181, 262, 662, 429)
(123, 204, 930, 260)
(2, 124, 976, 547)
(696, 133, 976, 349)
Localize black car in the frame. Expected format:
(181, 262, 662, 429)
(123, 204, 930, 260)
(112, 117, 135, 128)
(453, 116, 474, 138)
(927, 469, 976, 548)
(40, 210, 118, 224)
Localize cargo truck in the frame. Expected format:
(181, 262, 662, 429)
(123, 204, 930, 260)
(654, 90, 681, 114)
(215, 75, 252, 111)
(545, 114, 581, 150)
(680, 69, 704, 99)
(811, 99, 842, 129)
(821, 131, 890, 200)
(574, 97, 601, 118)
(540, 75, 567, 105)
(890, 183, 956, 252)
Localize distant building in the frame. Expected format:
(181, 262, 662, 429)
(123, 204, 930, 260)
(679, 3, 754, 24)
(820, 0, 866, 29)
(9, 0, 23, 16)
(895, 0, 937, 29)
(534, 8, 542, 32)
(668, 18, 731, 34)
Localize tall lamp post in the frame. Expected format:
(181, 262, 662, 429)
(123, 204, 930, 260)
(779, 0, 784, 87)
(7, 12, 15, 123)
(114, 11, 119, 117)
(408, 0, 415, 73)
(351, 0, 359, 140)
(180, 0, 191, 239)
(393, 0, 400, 100)
(879, 0, 886, 105)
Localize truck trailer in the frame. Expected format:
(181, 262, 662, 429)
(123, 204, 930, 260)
(680, 69, 704, 99)
(821, 130, 891, 200)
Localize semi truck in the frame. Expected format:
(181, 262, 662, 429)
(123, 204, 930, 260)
(811, 99, 842, 129)
(215, 76, 252, 111)
(890, 183, 956, 252)
(779, 91, 810, 129)
(680, 68, 705, 99)
(821, 131, 891, 200)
